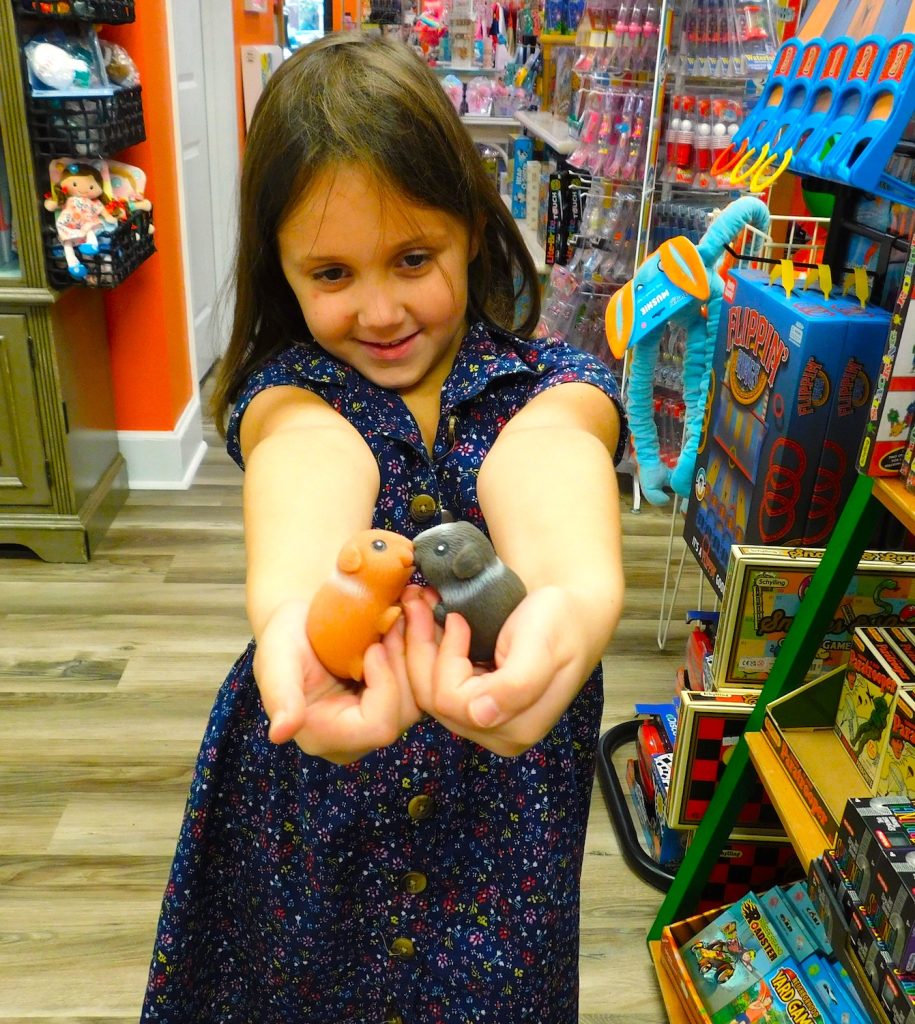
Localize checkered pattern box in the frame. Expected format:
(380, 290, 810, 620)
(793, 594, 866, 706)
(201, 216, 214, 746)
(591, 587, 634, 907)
(711, 545, 915, 692)
(666, 690, 786, 840)
(835, 627, 915, 789)
(684, 268, 890, 600)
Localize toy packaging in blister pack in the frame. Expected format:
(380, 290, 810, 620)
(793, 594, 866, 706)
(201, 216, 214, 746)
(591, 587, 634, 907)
(683, 268, 889, 600)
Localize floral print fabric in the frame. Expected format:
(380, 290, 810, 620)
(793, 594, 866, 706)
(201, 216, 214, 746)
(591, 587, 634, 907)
(141, 323, 627, 1024)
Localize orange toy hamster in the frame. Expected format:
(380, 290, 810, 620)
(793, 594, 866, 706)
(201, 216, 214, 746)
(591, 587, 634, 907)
(305, 529, 415, 682)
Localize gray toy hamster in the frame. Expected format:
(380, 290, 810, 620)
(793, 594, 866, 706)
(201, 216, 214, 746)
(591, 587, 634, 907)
(413, 521, 527, 664)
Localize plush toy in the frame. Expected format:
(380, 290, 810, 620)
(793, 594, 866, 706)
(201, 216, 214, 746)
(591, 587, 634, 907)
(416, 0, 447, 53)
(413, 521, 527, 664)
(605, 195, 770, 505)
(305, 529, 414, 682)
(44, 160, 119, 281)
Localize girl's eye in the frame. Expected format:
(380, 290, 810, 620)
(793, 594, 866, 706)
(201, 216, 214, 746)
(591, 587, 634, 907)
(312, 266, 347, 283)
(402, 252, 430, 270)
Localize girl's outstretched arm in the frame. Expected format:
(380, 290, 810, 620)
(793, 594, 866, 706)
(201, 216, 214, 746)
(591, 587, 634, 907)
(241, 386, 421, 762)
(405, 382, 624, 756)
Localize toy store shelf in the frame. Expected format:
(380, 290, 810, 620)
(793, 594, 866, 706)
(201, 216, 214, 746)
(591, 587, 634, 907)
(461, 115, 518, 128)
(872, 476, 915, 534)
(430, 63, 501, 75)
(745, 732, 830, 869)
(648, 941, 691, 1024)
(513, 109, 577, 155)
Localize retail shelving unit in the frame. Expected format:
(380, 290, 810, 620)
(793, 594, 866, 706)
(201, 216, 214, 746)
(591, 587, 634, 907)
(647, 471, 911, 1017)
(0, 0, 146, 559)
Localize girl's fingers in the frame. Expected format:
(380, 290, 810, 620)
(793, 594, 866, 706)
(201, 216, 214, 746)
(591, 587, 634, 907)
(380, 620, 422, 725)
(254, 646, 310, 744)
(403, 597, 440, 709)
(359, 643, 407, 748)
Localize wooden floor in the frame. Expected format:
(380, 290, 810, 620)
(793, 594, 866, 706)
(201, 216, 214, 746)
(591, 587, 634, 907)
(0, 408, 705, 1023)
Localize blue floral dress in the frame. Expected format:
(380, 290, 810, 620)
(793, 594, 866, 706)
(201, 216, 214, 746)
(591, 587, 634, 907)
(141, 323, 627, 1024)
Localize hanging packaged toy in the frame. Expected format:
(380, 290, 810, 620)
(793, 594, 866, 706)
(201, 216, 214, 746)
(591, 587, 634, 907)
(24, 25, 108, 94)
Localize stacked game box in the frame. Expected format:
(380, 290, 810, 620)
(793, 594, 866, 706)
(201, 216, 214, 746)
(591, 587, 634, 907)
(858, 238, 915, 477)
(675, 886, 867, 1022)
(814, 796, 915, 1022)
(710, 546, 915, 693)
(834, 796, 915, 974)
(684, 268, 890, 599)
(835, 626, 915, 789)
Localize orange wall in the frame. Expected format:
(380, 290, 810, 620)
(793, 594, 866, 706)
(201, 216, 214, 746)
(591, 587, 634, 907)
(233, 0, 278, 146)
(98, 1, 276, 433)
(101, 1, 191, 432)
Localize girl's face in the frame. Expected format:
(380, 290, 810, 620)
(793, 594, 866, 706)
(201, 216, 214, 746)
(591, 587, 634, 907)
(278, 165, 472, 397)
(61, 173, 102, 199)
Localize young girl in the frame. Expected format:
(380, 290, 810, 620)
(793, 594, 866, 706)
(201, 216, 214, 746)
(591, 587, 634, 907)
(142, 33, 627, 1024)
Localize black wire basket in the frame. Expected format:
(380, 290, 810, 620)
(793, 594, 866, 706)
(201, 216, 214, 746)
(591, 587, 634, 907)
(17, 0, 136, 23)
(27, 85, 145, 164)
(43, 207, 155, 289)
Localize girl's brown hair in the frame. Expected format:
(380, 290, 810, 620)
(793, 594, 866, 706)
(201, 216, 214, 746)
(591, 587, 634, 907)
(211, 32, 541, 433)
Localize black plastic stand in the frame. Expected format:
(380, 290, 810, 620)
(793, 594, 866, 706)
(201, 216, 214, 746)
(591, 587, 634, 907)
(595, 719, 676, 893)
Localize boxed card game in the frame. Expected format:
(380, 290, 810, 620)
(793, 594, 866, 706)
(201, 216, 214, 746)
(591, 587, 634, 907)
(835, 627, 915, 788)
(878, 687, 915, 801)
(709, 959, 834, 1024)
(712, 545, 915, 692)
(684, 267, 890, 599)
(679, 891, 789, 1014)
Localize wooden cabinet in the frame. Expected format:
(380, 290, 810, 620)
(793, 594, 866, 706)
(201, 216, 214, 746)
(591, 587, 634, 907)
(0, 0, 127, 561)
(0, 312, 51, 507)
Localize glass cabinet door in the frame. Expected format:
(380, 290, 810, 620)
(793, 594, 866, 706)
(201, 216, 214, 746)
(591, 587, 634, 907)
(0, 120, 20, 283)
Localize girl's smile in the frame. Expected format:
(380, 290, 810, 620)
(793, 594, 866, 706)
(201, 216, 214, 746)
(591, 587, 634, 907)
(278, 165, 474, 404)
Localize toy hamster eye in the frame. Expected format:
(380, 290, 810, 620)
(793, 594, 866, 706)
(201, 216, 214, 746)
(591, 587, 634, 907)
(434, 542, 448, 555)
(372, 539, 387, 552)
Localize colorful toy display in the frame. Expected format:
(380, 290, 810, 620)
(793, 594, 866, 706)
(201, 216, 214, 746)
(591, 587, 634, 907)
(43, 156, 153, 283)
(858, 238, 915, 477)
(605, 196, 770, 507)
(712, 0, 915, 200)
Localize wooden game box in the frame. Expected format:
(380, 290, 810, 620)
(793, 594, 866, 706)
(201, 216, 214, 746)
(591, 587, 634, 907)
(666, 690, 787, 841)
(712, 544, 915, 692)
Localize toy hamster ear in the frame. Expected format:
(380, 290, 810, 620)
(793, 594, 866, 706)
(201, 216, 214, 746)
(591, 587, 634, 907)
(451, 544, 486, 580)
(337, 541, 363, 574)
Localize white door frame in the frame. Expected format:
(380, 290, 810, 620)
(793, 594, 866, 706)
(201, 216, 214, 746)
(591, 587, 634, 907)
(165, 0, 239, 386)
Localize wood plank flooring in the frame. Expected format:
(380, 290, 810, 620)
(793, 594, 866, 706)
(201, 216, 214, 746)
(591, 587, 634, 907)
(0, 409, 705, 1023)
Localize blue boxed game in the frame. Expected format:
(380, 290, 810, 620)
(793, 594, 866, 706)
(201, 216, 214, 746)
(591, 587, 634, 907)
(684, 268, 891, 599)
(679, 891, 789, 1014)
(710, 957, 834, 1024)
